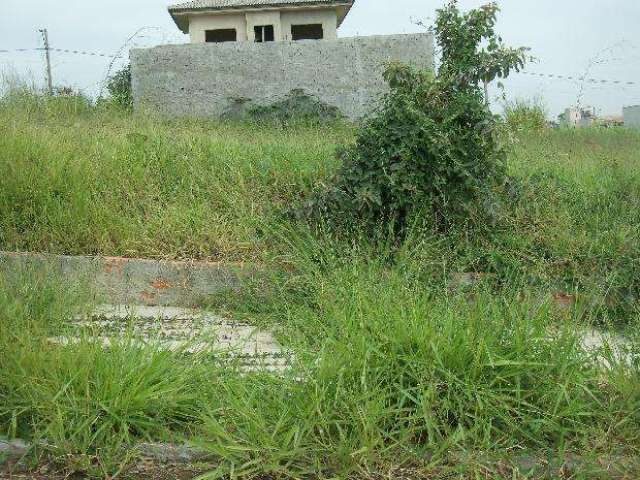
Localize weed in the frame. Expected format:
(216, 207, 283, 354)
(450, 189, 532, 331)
(3, 251, 639, 478)
(503, 98, 548, 132)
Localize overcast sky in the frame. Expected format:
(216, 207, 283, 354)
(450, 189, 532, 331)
(1, 0, 639, 117)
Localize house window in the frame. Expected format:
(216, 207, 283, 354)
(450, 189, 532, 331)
(291, 24, 324, 40)
(254, 25, 275, 42)
(205, 29, 237, 43)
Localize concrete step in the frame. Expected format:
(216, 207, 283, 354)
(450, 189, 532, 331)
(50, 305, 291, 372)
(579, 327, 634, 368)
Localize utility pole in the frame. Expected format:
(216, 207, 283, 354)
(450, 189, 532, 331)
(39, 28, 53, 95)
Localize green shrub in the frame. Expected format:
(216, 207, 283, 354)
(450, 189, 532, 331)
(224, 89, 344, 125)
(504, 98, 547, 132)
(307, 1, 528, 235)
(105, 64, 132, 110)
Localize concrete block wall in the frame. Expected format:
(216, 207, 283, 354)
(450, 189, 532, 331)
(130, 33, 434, 121)
(623, 105, 640, 128)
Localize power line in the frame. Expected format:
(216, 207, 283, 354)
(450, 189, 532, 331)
(505, 75, 638, 93)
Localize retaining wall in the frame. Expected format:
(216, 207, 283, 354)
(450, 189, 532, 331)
(0, 252, 255, 307)
(130, 33, 434, 120)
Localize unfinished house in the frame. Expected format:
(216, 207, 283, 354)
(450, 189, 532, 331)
(168, 0, 355, 44)
(131, 0, 434, 120)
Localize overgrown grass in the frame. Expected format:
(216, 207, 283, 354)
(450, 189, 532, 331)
(503, 98, 547, 132)
(1, 93, 640, 478)
(2, 93, 639, 290)
(0, 90, 350, 261)
(0, 270, 225, 476)
(2, 251, 639, 478)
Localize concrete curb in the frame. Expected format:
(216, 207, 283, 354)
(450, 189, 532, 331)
(4, 438, 638, 477)
(0, 252, 257, 307)
(0, 438, 211, 465)
(0, 439, 29, 462)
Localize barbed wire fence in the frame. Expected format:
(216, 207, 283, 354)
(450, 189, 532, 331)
(0, 26, 184, 98)
(517, 71, 636, 87)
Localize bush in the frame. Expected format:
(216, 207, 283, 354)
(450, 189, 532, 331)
(105, 64, 132, 110)
(307, 1, 528, 236)
(223, 89, 344, 125)
(504, 98, 547, 132)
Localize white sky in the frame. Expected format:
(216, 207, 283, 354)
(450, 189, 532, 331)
(1, 0, 639, 117)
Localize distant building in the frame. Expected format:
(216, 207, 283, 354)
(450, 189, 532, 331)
(559, 106, 597, 128)
(623, 105, 640, 128)
(168, 0, 354, 44)
(598, 115, 624, 128)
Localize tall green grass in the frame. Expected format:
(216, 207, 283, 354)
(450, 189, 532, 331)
(2, 250, 639, 478)
(0, 90, 351, 261)
(1, 94, 639, 303)
(0, 269, 229, 476)
(2, 92, 640, 478)
(3, 93, 639, 322)
(503, 98, 547, 132)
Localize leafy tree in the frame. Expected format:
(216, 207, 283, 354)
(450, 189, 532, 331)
(307, 1, 529, 236)
(436, 2, 528, 88)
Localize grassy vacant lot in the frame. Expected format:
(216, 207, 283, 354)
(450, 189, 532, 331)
(1, 93, 640, 479)
(0, 93, 351, 261)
